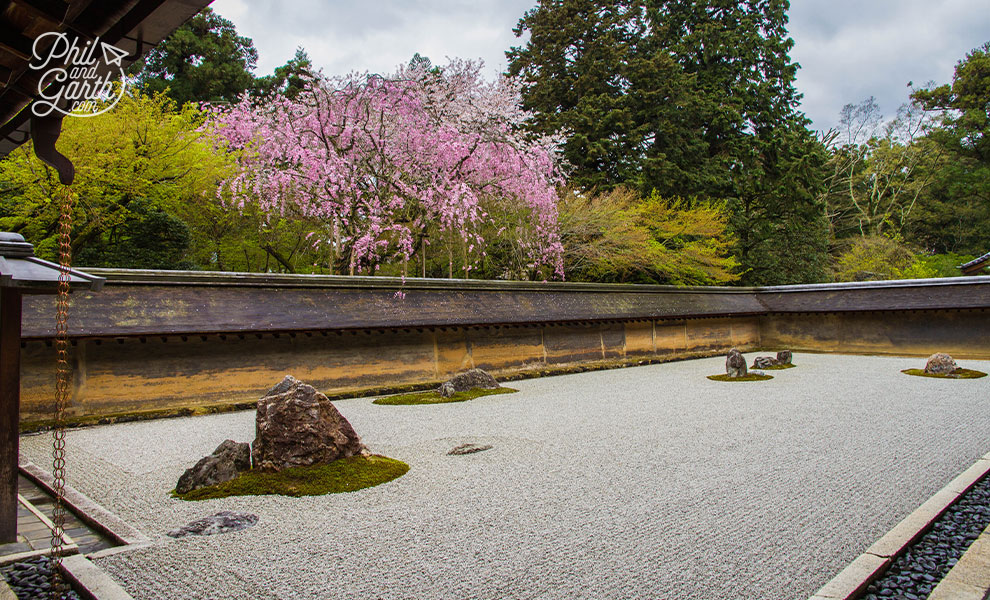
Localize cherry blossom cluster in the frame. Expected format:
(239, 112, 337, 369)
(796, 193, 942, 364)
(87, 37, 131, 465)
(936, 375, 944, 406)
(208, 59, 565, 277)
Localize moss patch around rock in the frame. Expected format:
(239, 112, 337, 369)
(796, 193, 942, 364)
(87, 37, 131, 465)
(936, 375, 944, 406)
(707, 373, 774, 382)
(174, 455, 409, 501)
(373, 386, 517, 406)
(901, 368, 987, 379)
(758, 363, 797, 370)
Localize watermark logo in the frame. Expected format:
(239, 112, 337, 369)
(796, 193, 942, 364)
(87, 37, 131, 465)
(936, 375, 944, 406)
(29, 32, 128, 118)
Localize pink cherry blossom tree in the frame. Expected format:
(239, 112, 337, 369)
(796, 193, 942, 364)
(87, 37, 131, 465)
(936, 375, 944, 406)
(208, 59, 565, 278)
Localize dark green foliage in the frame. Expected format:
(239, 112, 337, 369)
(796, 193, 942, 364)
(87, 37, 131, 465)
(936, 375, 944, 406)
(706, 373, 774, 382)
(129, 8, 259, 106)
(906, 42, 990, 256)
(252, 48, 315, 101)
(75, 199, 192, 269)
(901, 368, 987, 380)
(373, 387, 517, 406)
(175, 455, 409, 500)
(508, 0, 829, 284)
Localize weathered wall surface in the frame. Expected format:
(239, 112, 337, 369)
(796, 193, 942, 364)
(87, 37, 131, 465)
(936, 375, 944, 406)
(19, 317, 762, 426)
(15, 271, 990, 427)
(759, 309, 990, 359)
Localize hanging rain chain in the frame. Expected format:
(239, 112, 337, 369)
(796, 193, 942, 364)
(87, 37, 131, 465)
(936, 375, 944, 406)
(49, 186, 74, 599)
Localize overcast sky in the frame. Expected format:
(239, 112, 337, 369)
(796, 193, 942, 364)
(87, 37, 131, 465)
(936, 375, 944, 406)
(211, 0, 990, 133)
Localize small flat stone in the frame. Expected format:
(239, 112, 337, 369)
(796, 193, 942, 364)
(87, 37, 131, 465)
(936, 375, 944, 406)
(167, 511, 259, 538)
(447, 443, 493, 456)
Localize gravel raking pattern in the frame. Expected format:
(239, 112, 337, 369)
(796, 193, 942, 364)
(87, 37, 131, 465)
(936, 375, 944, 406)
(17, 353, 990, 600)
(862, 474, 990, 600)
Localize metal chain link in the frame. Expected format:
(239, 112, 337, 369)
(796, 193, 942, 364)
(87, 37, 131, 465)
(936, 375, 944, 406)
(49, 186, 73, 599)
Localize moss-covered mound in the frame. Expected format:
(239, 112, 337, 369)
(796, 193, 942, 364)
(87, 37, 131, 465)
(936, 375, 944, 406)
(174, 455, 409, 501)
(901, 368, 987, 379)
(373, 387, 517, 405)
(707, 374, 774, 382)
(759, 363, 797, 371)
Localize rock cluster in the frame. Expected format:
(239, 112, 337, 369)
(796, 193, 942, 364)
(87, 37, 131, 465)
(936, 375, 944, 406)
(751, 350, 793, 370)
(176, 375, 369, 493)
(725, 349, 747, 378)
(175, 440, 251, 494)
(752, 356, 777, 369)
(252, 375, 368, 471)
(924, 353, 957, 375)
(438, 368, 500, 398)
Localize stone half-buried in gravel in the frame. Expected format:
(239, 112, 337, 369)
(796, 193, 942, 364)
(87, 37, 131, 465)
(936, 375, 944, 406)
(438, 368, 500, 398)
(448, 443, 493, 456)
(167, 511, 259, 538)
(253, 375, 369, 471)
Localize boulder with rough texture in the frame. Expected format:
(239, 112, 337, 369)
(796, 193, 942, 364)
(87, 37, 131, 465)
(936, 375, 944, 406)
(726, 349, 747, 378)
(776, 350, 793, 365)
(253, 375, 368, 472)
(175, 440, 251, 494)
(167, 511, 259, 538)
(753, 356, 779, 369)
(924, 353, 957, 375)
(438, 368, 500, 398)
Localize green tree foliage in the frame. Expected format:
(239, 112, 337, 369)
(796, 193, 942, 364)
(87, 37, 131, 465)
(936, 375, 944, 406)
(508, 0, 828, 285)
(0, 91, 231, 266)
(129, 7, 259, 106)
(557, 187, 739, 284)
(907, 42, 990, 256)
(252, 48, 315, 101)
(833, 236, 935, 282)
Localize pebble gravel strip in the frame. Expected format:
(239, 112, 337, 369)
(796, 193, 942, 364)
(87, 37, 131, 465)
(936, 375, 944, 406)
(1, 557, 82, 600)
(861, 474, 990, 600)
(17, 353, 990, 600)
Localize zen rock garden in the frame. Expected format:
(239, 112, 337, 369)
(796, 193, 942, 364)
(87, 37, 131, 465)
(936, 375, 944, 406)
(902, 353, 988, 379)
(374, 368, 515, 405)
(174, 375, 404, 500)
(707, 348, 793, 382)
(175, 368, 510, 501)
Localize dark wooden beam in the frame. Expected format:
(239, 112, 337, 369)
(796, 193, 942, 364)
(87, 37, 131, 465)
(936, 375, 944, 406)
(11, 0, 70, 24)
(0, 288, 22, 543)
(0, 22, 33, 60)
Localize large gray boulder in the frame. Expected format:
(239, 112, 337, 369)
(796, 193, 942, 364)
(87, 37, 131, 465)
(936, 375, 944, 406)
(438, 368, 500, 398)
(924, 353, 957, 375)
(176, 440, 251, 494)
(252, 375, 368, 472)
(726, 349, 747, 378)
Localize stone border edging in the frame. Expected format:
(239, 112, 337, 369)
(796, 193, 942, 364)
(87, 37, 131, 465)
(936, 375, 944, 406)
(60, 555, 134, 600)
(809, 452, 990, 600)
(18, 459, 149, 546)
(0, 577, 15, 600)
(928, 522, 990, 599)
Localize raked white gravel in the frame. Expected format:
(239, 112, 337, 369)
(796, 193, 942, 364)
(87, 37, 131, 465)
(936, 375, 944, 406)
(19, 353, 990, 600)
